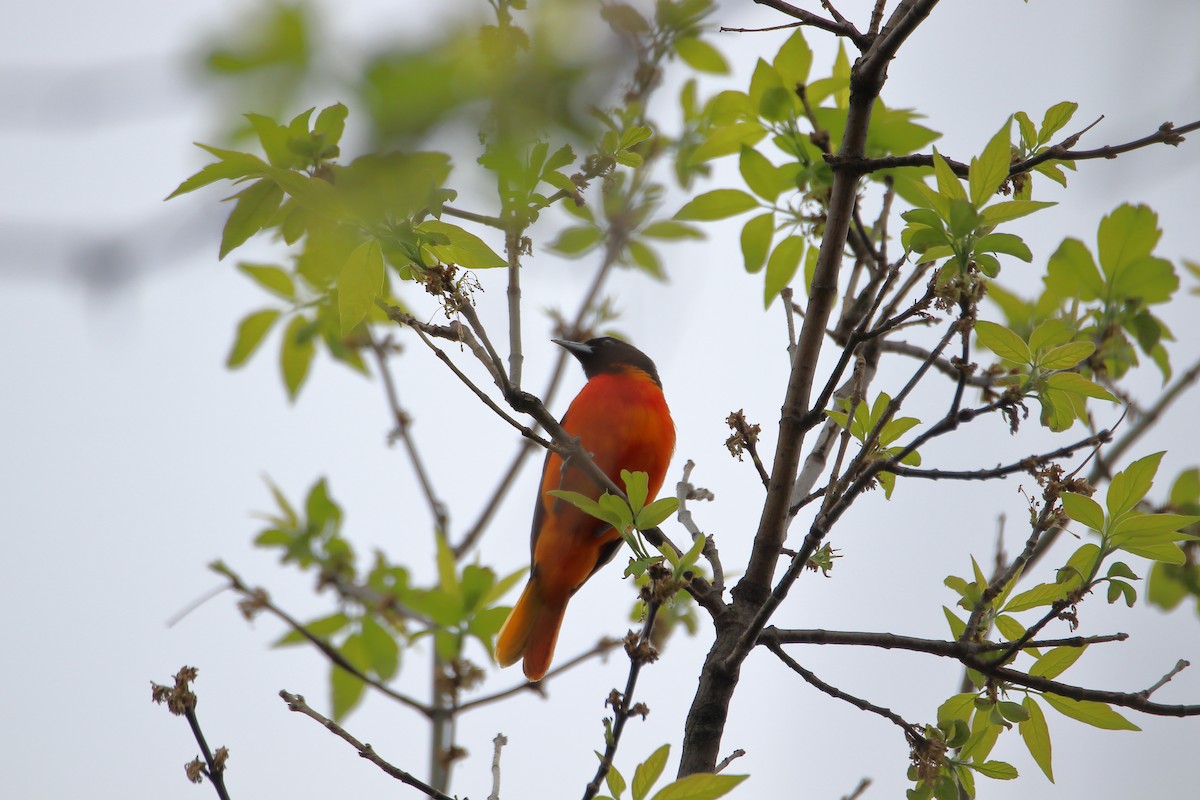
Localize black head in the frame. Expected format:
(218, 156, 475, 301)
(553, 336, 663, 387)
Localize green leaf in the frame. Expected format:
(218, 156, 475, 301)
(975, 232, 1032, 262)
(607, 764, 627, 800)
(650, 773, 748, 800)
(1038, 341, 1095, 370)
(748, 58, 791, 121)
(969, 119, 1012, 206)
(938, 693, 977, 724)
(238, 262, 296, 300)
(1019, 696, 1054, 782)
(773, 29, 812, 85)
(675, 189, 758, 221)
(1041, 694, 1140, 731)
(980, 200, 1054, 225)
(690, 121, 767, 163)
(932, 152, 967, 203)
(1107, 451, 1165, 517)
(436, 534, 460, 597)
(763, 235, 805, 308)
(1030, 645, 1087, 679)
(548, 490, 627, 530)
(330, 664, 367, 721)
(943, 606, 966, 638)
(1045, 238, 1104, 301)
(549, 225, 603, 255)
(975, 321, 1031, 364)
(1045, 372, 1116, 402)
(338, 240, 385, 334)
(636, 497, 679, 531)
(740, 212, 774, 274)
(1027, 319, 1074, 353)
(420, 220, 507, 268)
(641, 221, 703, 240)
(227, 309, 282, 368)
(739, 146, 786, 201)
(1097, 203, 1161, 279)
(632, 744, 670, 800)
(360, 616, 400, 680)
(314, 103, 348, 147)
(274, 612, 350, 647)
(1003, 581, 1068, 613)
(280, 314, 316, 400)
(1061, 492, 1105, 531)
(1038, 101, 1079, 145)
(972, 761, 1018, 780)
(167, 154, 265, 199)
(622, 470, 650, 514)
(220, 178, 284, 259)
(628, 240, 665, 280)
(675, 36, 729, 74)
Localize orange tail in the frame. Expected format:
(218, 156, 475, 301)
(494, 577, 568, 682)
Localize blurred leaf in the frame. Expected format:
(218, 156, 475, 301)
(763, 235, 804, 308)
(220, 179, 284, 259)
(740, 212, 774, 274)
(338, 240, 385, 334)
(675, 37, 728, 74)
(280, 314, 316, 399)
(675, 189, 758, 221)
(650, 773, 748, 800)
(228, 309, 281, 368)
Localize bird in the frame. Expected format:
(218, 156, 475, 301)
(494, 337, 675, 681)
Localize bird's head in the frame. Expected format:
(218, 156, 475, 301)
(552, 336, 663, 387)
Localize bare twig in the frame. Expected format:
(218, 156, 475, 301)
(829, 118, 1200, 177)
(279, 691, 454, 800)
(1138, 660, 1191, 699)
(213, 563, 432, 717)
(370, 334, 449, 533)
(715, 749, 747, 773)
(843, 777, 873, 800)
(766, 641, 923, 741)
(883, 427, 1113, 481)
(458, 639, 622, 712)
(151, 667, 232, 800)
(582, 600, 663, 800)
(749, 0, 871, 49)
(761, 626, 1129, 655)
(488, 734, 509, 800)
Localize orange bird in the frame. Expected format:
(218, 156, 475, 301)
(494, 337, 675, 681)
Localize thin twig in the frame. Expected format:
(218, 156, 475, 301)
(829, 119, 1200, 177)
(488, 734, 509, 800)
(214, 564, 432, 717)
(715, 749, 747, 773)
(762, 626, 1129, 655)
(883, 427, 1112, 481)
(766, 641, 923, 741)
(843, 777, 873, 800)
(370, 334, 449, 533)
(458, 639, 622, 712)
(750, 0, 870, 49)
(582, 601, 662, 800)
(1138, 660, 1191, 699)
(279, 691, 454, 800)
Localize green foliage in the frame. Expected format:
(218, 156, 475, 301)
(249, 478, 523, 720)
(974, 318, 1115, 431)
(599, 744, 746, 800)
(825, 392, 922, 498)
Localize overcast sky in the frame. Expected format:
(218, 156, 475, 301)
(3, 1, 1199, 799)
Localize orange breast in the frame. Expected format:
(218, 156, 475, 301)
(532, 368, 675, 601)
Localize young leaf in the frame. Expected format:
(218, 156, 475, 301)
(740, 212, 774, 274)
(763, 235, 805, 308)
(338, 240, 385, 334)
(421, 220, 507, 268)
(1041, 694, 1140, 731)
(280, 314, 316, 400)
(969, 119, 1012, 206)
(675, 37, 729, 75)
(650, 773, 748, 800)
(220, 178, 284, 259)
(1061, 493, 1105, 532)
(632, 744, 670, 800)
(1019, 696, 1054, 782)
(974, 321, 1032, 364)
(228, 309, 282, 368)
(637, 497, 679, 531)
(1106, 451, 1165, 518)
(675, 189, 758, 221)
(1030, 645, 1087, 679)
(972, 761, 1018, 780)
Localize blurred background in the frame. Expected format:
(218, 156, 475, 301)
(2, 1, 1199, 798)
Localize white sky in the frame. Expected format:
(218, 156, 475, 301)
(2, 1, 1199, 799)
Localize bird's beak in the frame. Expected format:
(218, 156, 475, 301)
(552, 339, 593, 359)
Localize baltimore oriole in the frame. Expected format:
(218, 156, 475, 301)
(494, 337, 675, 681)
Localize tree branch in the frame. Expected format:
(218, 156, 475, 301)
(213, 563, 432, 717)
(458, 638, 622, 712)
(279, 691, 454, 800)
(748, 0, 870, 49)
(582, 600, 663, 800)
